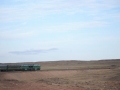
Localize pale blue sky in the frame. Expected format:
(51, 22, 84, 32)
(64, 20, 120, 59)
(0, 0, 120, 63)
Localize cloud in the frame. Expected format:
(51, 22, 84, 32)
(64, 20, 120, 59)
(42, 21, 108, 33)
(0, 20, 108, 40)
(0, 30, 35, 39)
(9, 48, 58, 55)
(0, 0, 119, 22)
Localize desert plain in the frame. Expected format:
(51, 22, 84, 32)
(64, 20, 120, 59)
(0, 59, 120, 90)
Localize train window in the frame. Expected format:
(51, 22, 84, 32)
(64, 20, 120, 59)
(29, 66, 33, 68)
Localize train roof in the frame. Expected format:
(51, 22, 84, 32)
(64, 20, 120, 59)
(0, 64, 40, 66)
(21, 64, 40, 66)
(0, 64, 7, 66)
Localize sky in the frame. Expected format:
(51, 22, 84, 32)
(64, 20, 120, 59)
(0, 0, 120, 63)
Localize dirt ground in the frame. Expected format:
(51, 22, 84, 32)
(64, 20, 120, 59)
(0, 60, 120, 90)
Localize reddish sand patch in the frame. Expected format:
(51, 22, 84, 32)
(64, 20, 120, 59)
(0, 81, 85, 90)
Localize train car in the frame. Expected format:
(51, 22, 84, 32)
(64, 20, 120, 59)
(21, 64, 40, 71)
(0, 64, 41, 71)
(0, 64, 7, 71)
(7, 65, 22, 71)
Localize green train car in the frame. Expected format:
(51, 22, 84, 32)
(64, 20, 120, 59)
(0, 64, 7, 71)
(0, 64, 40, 71)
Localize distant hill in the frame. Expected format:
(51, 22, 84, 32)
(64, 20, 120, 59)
(1, 59, 120, 70)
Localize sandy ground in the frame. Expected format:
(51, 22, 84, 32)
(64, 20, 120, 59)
(0, 60, 120, 90)
(0, 81, 84, 90)
(0, 69, 120, 90)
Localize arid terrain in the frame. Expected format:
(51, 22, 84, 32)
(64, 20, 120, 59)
(0, 59, 120, 90)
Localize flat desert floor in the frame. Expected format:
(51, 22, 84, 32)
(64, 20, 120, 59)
(0, 60, 120, 90)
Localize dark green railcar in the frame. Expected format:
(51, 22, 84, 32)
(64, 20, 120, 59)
(7, 65, 22, 71)
(0, 64, 40, 71)
(21, 64, 40, 71)
(0, 64, 7, 71)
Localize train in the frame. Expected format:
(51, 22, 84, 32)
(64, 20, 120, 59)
(0, 64, 40, 71)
